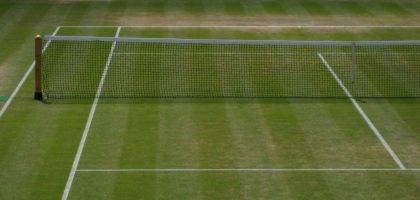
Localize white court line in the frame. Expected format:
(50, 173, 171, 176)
(113, 52, 299, 55)
(76, 168, 420, 172)
(0, 26, 61, 119)
(60, 25, 420, 28)
(317, 53, 406, 170)
(61, 26, 121, 200)
(113, 52, 420, 55)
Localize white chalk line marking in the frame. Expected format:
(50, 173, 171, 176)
(61, 26, 121, 200)
(60, 25, 420, 28)
(0, 26, 61, 119)
(113, 52, 420, 55)
(76, 168, 420, 172)
(317, 53, 406, 170)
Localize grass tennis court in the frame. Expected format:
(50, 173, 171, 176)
(1, 1, 420, 200)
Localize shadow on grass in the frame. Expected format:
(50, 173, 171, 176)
(37, 97, 420, 105)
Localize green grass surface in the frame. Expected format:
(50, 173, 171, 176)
(0, 1, 420, 200)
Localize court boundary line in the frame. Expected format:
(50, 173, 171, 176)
(61, 26, 121, 200)
(317, 53, 406, 170)
(59, 25, 420, 28)
(76, 168, 420, 172)
(0, 26, 61, 119)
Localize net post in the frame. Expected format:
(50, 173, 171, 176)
(351, 42, 357, 83)
(34, 35, 43, 100)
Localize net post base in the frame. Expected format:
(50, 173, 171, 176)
(34, 92, 43, 101)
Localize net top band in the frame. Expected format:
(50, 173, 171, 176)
(42, 35, 420, 46)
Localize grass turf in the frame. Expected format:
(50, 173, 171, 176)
(0, 1, 419, 199)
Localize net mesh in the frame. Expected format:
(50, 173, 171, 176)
(40, 36, 420, 101)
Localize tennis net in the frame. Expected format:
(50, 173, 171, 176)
(35, 36, 420, 101)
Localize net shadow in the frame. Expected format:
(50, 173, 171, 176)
(44, 97, 357, 104)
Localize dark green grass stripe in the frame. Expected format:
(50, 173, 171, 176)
(0, 106, 34, 163)
(123, 105, 159, 167)
(363, 172, 420, 199)
(184, 0, 205, 13)
(0, 104, 90, 200)
(103, 0, 129, 24)
(61, 2, 91, 25)
(0, 3, 52, 61)
(378, 2, 412, 16)
(24, 105, 91, 200)
(0, 2, 13, 18)
(223, 0, 245, 15)
(337, 1, 371, 15)
(261, 101, 337, 196)
(146, 0, 166, 13)
(300, 1, 331, 16)
(285, 173, 336, 199)
(111, 105, 158, 198)
(192, 98, 239, 167)
(261, 0, 287, 14)
(403, 1, 420, 15)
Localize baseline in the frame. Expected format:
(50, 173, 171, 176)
(60, 25, 420, 28)
(76, 168, 420, 172)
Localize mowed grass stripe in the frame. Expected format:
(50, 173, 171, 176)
(112, 104, 159, 199)
(0, 3, 74, 97)
(146, 0, 166, 14)
(299, 1, 331, 16)
(401, 1, 420, 16)
(0, 3, 51, 67)
(184, 0, 205, 14)
(223, 0, 245, 15)
(60, 2, 91, 25)
(378, 1, 412, 16)
(0, 2, 13, 18)
(241, 0, 267, 16)
(78, 104, 130, 199)
(260, 0, 287, 15)
(0, 103, 91, 200)
(337, 1, 371, 15)
(0, 3, 25, 31)
(201, 0, 226, 15)
(282, 1, 310, 16)
(155, 103, 202, 198)
(224, 102, 286, 198)
(71, 170, 420, 199)
(103, 0, 129, 24)
(0, 5, 120, 199)
(76, 1, 119, 26)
